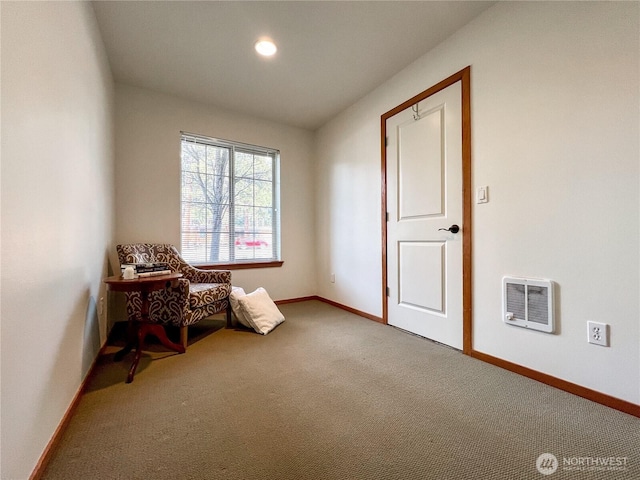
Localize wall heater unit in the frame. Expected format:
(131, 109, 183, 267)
(503, 276, 555, 333)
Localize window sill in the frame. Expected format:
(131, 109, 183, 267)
(197, 261, 284, 271)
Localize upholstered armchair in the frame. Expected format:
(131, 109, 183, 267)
(116, 243, 232, 348)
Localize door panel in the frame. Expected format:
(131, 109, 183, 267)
(399, 107, 444, 219)
(386, 81, 462, 349)
(398, 241, 445, 313)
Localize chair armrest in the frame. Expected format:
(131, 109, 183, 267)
(182, 265, 231, 285)
(176, 278, 191, 296)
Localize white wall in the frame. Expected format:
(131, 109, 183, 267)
(0, 2, 115, 479)
(114, 84, 316, 300)
(315, 1, 639, 404)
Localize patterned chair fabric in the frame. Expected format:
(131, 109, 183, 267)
(116, 244, 232, 329)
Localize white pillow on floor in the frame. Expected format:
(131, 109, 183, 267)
(236, 287, 285, 335)
(229, 287, 252, 328)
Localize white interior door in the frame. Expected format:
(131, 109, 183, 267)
(386, 81, 463, 349)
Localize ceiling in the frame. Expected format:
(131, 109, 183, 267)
(92, 1, 494, 130)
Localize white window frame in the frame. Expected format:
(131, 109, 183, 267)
(180, 131, 281, 266)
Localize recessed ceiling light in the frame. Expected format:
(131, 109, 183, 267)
(255, 39, 277, 57)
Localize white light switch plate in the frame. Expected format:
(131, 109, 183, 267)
(477, 186, 489, 204)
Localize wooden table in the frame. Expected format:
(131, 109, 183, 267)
(104, 272, 185, 383)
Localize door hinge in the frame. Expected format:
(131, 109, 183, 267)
(386, 212, 389, 222)
(385, 136, 388, 147)
(386, 286, 390, 297)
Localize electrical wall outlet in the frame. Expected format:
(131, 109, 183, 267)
(99, 297, 105, 316)
(587, 321, 609, 347)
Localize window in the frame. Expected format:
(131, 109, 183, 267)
(180, 132, 280, 266)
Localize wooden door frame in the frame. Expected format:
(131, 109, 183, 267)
(381, 66, 472, 354)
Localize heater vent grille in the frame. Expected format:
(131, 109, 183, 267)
(503, 277, 554, 333)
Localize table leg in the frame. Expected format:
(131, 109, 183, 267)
(114, 319, 136, 362)
(126, 326, 146, 383)
(123, 323, 185, 383)
(125, 288, 152, 382)
(142, 323, 186, 354)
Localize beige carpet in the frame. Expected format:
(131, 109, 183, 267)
(42, 301, 639, 479)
